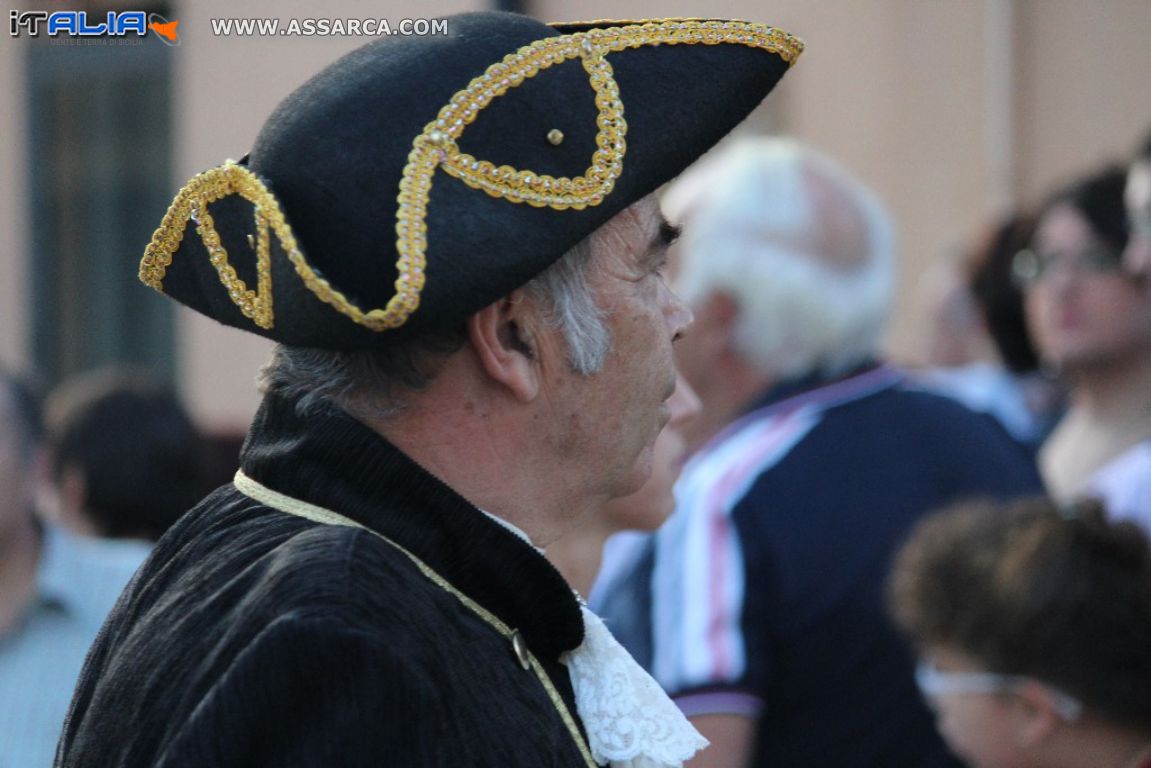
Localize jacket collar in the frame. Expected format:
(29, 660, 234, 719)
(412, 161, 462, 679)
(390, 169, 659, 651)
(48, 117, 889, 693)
(239, 392, 585, 659)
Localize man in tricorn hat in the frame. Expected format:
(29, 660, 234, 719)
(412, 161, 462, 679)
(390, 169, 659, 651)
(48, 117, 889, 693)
(56, 12, 801, 767)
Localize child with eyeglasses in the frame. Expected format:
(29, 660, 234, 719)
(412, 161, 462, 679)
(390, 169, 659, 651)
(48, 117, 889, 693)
(888, 496, 1151, 768)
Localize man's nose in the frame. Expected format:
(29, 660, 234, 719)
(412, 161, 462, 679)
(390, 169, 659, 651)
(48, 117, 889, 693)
(665, 285, 694, 342)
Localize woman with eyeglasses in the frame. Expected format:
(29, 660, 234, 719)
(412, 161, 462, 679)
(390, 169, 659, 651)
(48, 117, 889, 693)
(1014, 165, 1151, 526)
(888, 496, 1151, 768)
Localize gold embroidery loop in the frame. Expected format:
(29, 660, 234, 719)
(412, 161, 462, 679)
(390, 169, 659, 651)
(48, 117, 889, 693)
(424, 33, 624, 214)
(232, 470, 597, 768)
(139, 162, 427, 332)
(140, 163, 276, 329)
(394, 19, 803, 326)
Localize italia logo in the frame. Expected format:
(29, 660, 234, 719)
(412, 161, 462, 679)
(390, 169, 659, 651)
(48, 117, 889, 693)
(9, 10, 181, 45)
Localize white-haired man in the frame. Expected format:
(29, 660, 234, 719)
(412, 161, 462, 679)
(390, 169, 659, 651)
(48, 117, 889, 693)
(595, 138, 1044, 768)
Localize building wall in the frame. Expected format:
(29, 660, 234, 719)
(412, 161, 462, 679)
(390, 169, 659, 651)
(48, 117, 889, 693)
(2, 0, 1150, 431)
(1015, 0, 1151, 202)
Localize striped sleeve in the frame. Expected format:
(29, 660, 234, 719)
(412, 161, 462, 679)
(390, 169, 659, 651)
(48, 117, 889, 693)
(650, 407, 819, 715)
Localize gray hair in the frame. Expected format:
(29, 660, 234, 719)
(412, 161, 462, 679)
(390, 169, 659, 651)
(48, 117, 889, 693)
(259, 234, 611, 420)
(522, 235, 611, 376)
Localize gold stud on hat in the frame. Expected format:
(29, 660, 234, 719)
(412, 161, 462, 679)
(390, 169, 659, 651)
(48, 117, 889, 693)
(546, 129, 564, 146)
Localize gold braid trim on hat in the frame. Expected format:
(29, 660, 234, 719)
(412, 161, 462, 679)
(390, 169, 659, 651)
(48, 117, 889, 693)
(140, 163, 280, 329)
(141, 19, 803, 333)
(395, 19, 801, 331)
(232, 469, 598, 768)
(139, 162, 412, 333)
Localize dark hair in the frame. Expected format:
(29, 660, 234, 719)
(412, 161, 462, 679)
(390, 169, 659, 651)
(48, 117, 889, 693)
(966, 213, 1040, 373)
(47, 369, 204, 541)
(0, 366, 44, 458)
(888, 496, 1151, 732)
(1137, 130, 1151, 163)
(1038, 165, 1129, 254)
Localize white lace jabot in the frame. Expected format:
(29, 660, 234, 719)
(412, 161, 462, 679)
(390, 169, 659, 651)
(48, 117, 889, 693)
(480, 511, 708, 768)
(565, 604, 708, 767)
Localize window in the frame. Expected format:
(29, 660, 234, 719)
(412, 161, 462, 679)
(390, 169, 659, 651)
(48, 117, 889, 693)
(26, 16, 175, 384)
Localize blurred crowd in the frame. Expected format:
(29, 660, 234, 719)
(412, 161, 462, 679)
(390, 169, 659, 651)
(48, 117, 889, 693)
(0, 367, 234, 766)
(3, 128, 1151, 767)
(570, 131, 1151, 767)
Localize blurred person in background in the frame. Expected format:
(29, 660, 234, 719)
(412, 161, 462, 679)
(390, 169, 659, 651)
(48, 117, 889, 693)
(1017, 166, 1151, 525)
(547, 374, 699, 598)
(0, 367, 149, 767)
(888, 496, 1151, 768)
(1124, 131, 1151, 275)
(917, 213, 1064, 453)
(914, 253, 988, 370)
(43, 368, 205, 542)
(595, 137, 1044, 768)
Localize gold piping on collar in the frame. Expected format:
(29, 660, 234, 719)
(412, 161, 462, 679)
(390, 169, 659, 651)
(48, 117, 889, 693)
(141, 19, 803, 335)
(232, 469, 597, 767)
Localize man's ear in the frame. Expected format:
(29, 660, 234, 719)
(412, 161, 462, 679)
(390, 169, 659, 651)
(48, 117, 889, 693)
(1012, 681, 1065, 748)
(467, 291, 541, 403)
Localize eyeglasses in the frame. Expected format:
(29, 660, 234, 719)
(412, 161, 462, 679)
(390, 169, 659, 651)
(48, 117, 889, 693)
(915, 661, 1083, 721)
(1130, 213, 1151, 242)
(1011, 244, 1124, 287)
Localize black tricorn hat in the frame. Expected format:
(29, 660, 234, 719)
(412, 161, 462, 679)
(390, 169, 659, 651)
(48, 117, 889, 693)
(140, 12, 802, 349)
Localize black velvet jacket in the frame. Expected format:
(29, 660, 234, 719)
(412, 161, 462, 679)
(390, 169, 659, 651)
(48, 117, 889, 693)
(56, 393, 591, 767)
